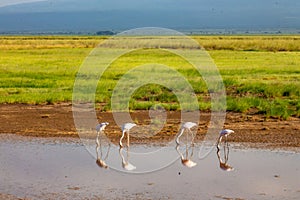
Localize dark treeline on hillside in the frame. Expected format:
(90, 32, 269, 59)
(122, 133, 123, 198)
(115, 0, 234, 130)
(0, 30, 117, 36)
(0, 29, 299, 36)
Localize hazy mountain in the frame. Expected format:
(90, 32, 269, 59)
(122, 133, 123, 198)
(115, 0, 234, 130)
(0, 0, 47, 8)
(0, 0, 299, 33)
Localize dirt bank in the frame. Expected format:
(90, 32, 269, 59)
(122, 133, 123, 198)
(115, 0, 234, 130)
(0, 103, 299, 148)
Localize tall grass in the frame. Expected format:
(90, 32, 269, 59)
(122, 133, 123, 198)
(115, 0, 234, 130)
(0, 36, 107, 50)
(194, 36, 300, 51)
(0, 35, 299, 119)
(1, 35, 300, 51)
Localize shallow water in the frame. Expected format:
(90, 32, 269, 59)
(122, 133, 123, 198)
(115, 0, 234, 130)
(0, 134, 299, 200)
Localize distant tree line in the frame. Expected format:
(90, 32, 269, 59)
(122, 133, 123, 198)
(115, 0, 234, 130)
(95, 31, 115, 35)
(0, 30, 116, 36)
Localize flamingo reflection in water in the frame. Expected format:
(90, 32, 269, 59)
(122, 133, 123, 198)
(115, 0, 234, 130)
(117, 123, 137, 171)
(95, 122, 110, 169)
(176, 143, 197, 168)
(216, 140, 234, 171)
(119, 147, 136, 171)
(175, 122, 197, 168)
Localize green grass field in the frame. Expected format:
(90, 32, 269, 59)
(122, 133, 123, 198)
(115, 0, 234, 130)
(0, 35, 299, 119)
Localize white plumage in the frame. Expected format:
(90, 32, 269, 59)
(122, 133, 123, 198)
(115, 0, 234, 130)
(217, 129, 234, 145)
(96, 122, 109, 133)
(119, 123, 137, 147)
(176, 122, 197, 145)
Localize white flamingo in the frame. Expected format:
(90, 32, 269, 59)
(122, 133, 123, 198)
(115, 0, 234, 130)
(119, 123, 137, 148)
(96, 122, 109, 134)
(217, 129, 234, 146)
(176, 122, 197, 145)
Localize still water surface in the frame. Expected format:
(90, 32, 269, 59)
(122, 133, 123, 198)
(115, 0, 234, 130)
(0, 134, 299, 199)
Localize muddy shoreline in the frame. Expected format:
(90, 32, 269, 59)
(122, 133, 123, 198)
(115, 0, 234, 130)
(0, 103, 300, 148)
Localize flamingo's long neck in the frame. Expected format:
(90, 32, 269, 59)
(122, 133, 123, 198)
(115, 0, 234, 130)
(176, 128, 185, 144)
(119, 130, 126, 147)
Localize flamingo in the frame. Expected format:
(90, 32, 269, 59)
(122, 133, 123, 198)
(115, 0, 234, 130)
(96, 122, 109, 134)
(119, 123, 137, 148)
(176, 122, 197, 145)
(217, 129, 234, 146)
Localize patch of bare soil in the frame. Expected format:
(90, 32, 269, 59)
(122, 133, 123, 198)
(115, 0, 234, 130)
(0, 104, 299, 148)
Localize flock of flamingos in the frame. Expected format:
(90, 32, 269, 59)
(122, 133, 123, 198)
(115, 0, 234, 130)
(95, 122, 235, 172)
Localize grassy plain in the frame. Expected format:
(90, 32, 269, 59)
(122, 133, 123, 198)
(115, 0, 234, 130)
(0, 35, 299, 119)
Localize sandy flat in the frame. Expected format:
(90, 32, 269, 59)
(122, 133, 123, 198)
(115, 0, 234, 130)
(0, 103, 299, 149)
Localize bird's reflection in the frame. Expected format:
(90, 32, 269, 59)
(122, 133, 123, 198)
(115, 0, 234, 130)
(95, 130, 110, 169)
(175, 122, 197, 168)
(176, 143, 197, 168)
(119, 147, 136, 171)
(216, 142, 234, 171)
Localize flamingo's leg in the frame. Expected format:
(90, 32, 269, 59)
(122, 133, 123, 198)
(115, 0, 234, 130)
(216, 135, 223, 147)
(127, 131, 130, 148)
(188, 129, 195, 146)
